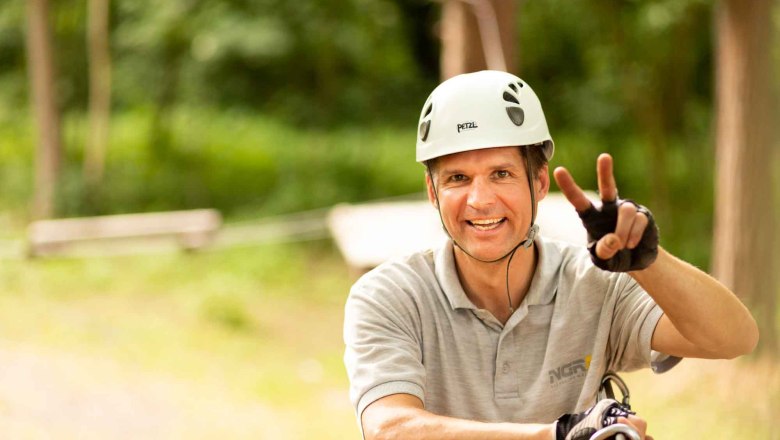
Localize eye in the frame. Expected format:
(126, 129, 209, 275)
(496, 170, 510, 178)
(450, 174, 468, 182)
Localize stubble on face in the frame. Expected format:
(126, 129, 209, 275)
(427, 147, 534, 263)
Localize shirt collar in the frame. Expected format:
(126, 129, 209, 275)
(434, 236, 562, 311)
(523, 235, 561, 306)
(434, 238, 476, 310)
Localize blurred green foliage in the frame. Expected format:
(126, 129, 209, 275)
(0, 0, 437, 217)
(0, 0, 436, 124)
(1, 0, 775, 268)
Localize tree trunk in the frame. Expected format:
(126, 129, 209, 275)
(712, 0, 778, 355)
(440, 0, 517, 80)
(85, 0, 111, 187)
(25, 0, 61, 220)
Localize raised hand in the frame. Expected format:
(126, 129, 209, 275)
(553, 154, 659, 272)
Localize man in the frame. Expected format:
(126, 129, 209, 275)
(343, 71, 758, 439)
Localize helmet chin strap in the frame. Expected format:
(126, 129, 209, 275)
(427, 146, 539, 314)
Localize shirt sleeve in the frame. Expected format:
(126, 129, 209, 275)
(343, 273, 427, 422)
(606, 273, 679, 373)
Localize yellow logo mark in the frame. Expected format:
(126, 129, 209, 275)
(584, 355, 592, 370)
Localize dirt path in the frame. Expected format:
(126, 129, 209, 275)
(0, 341, 301, 439)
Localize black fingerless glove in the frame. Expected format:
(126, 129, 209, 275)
(555, 399, 635, 440)
(578, 198, 659, 272)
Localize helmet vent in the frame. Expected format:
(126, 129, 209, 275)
(509, 83, 518, 93)
(506, 107, 525, 126)
(517, 82, 524, 88)
(419, 120, 431, 141)
(503, 91, 519, 105)
(423, 103, 433, 118)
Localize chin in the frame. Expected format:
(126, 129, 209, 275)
(457, 244, 512, 262)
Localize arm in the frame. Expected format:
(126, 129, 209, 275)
(363, 394, 653, 440)
(362, 394, 554, 440)
(554, 154, 758, 360)
(631, 248, 758, 359)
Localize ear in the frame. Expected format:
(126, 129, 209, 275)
(535, 164, 550, 201)
(425, 172, 438, 208)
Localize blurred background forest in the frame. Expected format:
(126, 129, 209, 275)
(0, 0, 736, 240)
(0, 0, 779, 438)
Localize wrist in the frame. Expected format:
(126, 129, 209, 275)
(505, 422, 558, 440)
(629, 247, 668, 282)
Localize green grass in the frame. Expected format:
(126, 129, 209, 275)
(625, 357, 779, 439)
(0, 241, 776, 438)
(0, 241, 360, 439)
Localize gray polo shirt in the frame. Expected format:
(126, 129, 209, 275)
(343, 236, 676, 425)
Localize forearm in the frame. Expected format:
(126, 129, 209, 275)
(364, 404, 553, 440)
(630, 247, 759, 357)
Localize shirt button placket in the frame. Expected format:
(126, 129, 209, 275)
(495, 333, 519, 399)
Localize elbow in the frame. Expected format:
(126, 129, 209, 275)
(740, 319, 760, 357)
(364, 419, 409, 440)
(361, 394, 427, 440)
(363, 419, 391, 440)
(363, 411, 417, 440)
(721, 319, 760, 359)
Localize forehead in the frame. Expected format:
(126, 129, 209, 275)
(436, 146, 523, 170)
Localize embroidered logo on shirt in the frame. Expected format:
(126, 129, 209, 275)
(548, 355, 592, 388)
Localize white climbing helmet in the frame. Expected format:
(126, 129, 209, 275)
(416, 70, 554, 163)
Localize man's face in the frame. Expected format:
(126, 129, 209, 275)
(426, 146, 548, 262)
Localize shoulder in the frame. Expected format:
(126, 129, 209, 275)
(539, 237, 636, 299)
(346, 248, 438, 320)
(537, 237, 593, 279)
(351, 248, 436, 298)
(344, 249, 440, 346)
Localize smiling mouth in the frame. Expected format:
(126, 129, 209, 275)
(467, 218, 506, 231)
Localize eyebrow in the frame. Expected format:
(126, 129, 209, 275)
(436, 162, 522, 184)
(440, 162, 519, 174)
(490, 162, 519, 170)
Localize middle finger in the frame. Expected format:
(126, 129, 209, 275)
(627, 212, 649, 249)
(615, 202, 637, 248)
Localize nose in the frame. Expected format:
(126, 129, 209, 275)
(467, 177, 496, 210)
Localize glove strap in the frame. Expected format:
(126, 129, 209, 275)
(579, 198, 659, 272)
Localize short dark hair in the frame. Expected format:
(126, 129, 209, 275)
(425, 144, 548, 181)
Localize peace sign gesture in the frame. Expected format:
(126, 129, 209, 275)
(553, 154, 659, 272)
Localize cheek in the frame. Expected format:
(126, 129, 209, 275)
(437, 193, 465, 222)
(500, 194, 531, 216)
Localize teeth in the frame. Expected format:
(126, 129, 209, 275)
(471, 218, 502, 225)
(470, 218, 504, 231)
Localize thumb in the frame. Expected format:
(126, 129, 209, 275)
(595, 233, 623, 260)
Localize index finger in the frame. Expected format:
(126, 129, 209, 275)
(597, 153, 618, 202)
(553, 166, 593, 213)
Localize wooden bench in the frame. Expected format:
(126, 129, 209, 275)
(327, 192, 596, 273)
(27, 209, 222, 257)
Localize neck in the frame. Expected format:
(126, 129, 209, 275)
(453, 242, 538, 324)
